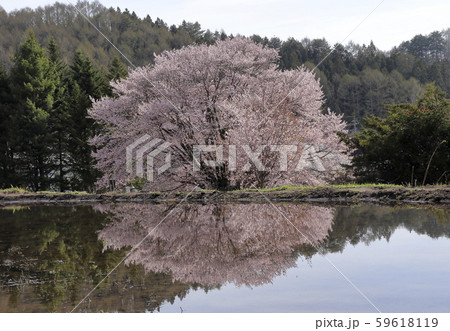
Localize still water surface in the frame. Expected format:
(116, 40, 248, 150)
(0, 203, 449, 312)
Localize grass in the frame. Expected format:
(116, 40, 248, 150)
(0, 187, 89, 195)
(1, 183, 435, 196)
(230, 183, 403, 193)
(0, 186, 31, 194)
(35, 190, 89, 195)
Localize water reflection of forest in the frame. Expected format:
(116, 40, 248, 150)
(0, 203, 449, 312)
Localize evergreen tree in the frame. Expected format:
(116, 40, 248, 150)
(279, 38, 306, 70)
(107, 56, 128, 83)
(71, 50, 109, 100)
(9, 31, 57, 190)
(0, 62, 13, 188)
(337, 74, 362, 124)
(343, 84, 450, 185)
(47, 37, 71, 191)
(180, 20, 203, 42)
(68, 50, 109, 191)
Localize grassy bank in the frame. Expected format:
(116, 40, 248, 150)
(0, 187, 89, 195)
(233, 183, 403, 192)
(0, 184, 449, 205)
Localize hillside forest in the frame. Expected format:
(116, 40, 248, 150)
(0, 1, 449, 191)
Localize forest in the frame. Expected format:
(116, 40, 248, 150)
(0, 0, 449, 191)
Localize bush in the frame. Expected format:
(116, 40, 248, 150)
(343, 84, 450, 185)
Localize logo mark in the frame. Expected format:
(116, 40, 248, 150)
(126, 135, 171, 181)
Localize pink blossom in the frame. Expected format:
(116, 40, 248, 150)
(90, 38, 350, 190)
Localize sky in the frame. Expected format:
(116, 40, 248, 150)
(1, 0, 449, 51)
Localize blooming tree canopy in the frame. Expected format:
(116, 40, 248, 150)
(90, 38, 349, 190)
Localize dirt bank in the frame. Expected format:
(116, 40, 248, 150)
(0, 186, 449, 206)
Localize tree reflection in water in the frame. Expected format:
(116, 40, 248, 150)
(1, 204, 449, 312)
(98, 203, 335, 287)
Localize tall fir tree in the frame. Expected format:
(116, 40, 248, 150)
(68, 50, 109, 191)
(0, 62, 13, 188)
(107, 56, 128, 83)
(9, 31, 57, 190)
(47, 37, 71, 191)
(106, 56, 128, 97)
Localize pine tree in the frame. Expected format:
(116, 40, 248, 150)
(107, 56, 128, 83)
(47, 37, 71, 191)
(344, 84, 450, 184)
(9, 31, 57, 190)
(68, 50, 109, 191)
(106, 56, 128, 97)
(0, 62, 13, 188)
(71, 50, 109, 100)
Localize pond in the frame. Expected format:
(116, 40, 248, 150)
(0, 202, 449, 313)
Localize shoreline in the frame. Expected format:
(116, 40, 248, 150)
(0, 186, 449, 206)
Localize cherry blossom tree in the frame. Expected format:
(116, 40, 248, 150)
(97, 203, 335, 287)
(89, 38, 349, 190)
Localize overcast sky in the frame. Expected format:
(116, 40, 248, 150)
(1, 0, 449, 50)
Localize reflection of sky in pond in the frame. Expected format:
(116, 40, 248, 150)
(158, 228, 450, 313)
